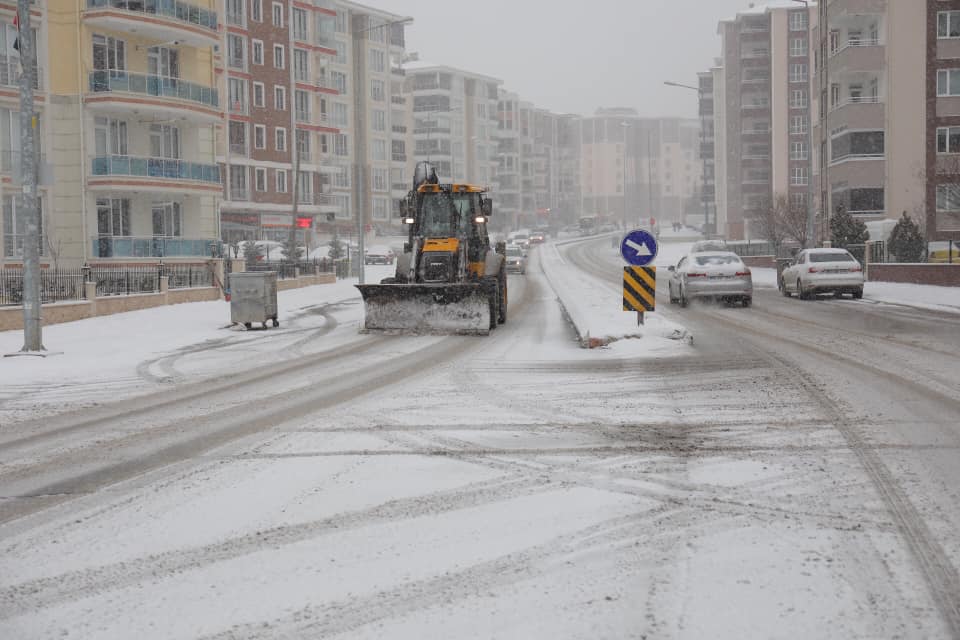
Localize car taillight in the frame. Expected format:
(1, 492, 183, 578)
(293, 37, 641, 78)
(735, 270, 751, 277)
(687, 272, 707, 278)
(850, 265, 862, 272)
(808, 267, 820, 273)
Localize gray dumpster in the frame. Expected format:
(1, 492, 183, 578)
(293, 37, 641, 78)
(229, 272, 279, 329)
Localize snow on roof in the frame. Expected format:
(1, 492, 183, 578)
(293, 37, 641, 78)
(402, 61, 504, 85)
(721, 0, 816, 23)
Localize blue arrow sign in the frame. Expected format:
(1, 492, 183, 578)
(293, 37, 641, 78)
(620, 229, 659, 266)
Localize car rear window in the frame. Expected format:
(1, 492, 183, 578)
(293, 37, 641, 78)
(809, 252, 855, 263)
(506, 247, 523, 256)
(694, 254, 741, 266)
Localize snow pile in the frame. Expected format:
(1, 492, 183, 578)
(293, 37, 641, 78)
(538, 240, 693, 353)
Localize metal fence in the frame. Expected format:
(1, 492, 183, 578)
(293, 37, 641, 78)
(727, 241, 777, 258)
(165, 264, 213, 289)
(88, 266, 162, 297)
(0, 269, 87, 307)
(245, 259, 340, 280)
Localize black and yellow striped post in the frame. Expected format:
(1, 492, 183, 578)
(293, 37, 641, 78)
(623, 266, 656, 325)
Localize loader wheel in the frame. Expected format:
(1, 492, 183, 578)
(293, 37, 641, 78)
(498, 270, 507, 324)
(483, 276, 499, 331)
(380, 277, 397, 284)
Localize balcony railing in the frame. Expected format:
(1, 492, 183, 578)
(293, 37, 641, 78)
(229, 185, 249, 200)
(91, 156, 221, 183)
(229, 99, 248, 115)
(92, 236, 220, 258)
(296, 109, 310, 123)
(89, 70, 219, 108)
(392, 124, 407, 134)
(391, 95, 406, 105)
(0, 59, 41, 89)
(392, 153, 406, 162)
(85, 0, 218, 32)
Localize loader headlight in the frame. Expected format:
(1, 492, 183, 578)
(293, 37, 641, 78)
(403, 217, 415, 225)
(474, 215, 487, 224)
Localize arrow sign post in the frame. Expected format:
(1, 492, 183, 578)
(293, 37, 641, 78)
(620, 229, 659, 324)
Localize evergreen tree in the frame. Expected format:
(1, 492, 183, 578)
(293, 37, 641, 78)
(241, 240, 263, 270)
(328, 230, 345, 260)
(281, 235, 304, 263)
(887, 212, 926, 263)
(830, 205, 868, 248)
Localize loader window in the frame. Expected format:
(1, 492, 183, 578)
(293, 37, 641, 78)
(420, 193, 456, 237)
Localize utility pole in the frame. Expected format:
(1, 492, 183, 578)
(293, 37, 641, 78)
(17, 0, 43, 353)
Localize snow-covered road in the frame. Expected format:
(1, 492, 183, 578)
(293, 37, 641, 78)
(1, 240, 959, 639)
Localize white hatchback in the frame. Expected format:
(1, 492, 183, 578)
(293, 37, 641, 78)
(780, 248, 864, 300)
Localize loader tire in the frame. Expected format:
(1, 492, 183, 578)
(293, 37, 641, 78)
(483, 276, 499, 331)
(380, 277, 397, 284)
(497, 269, 507, 324)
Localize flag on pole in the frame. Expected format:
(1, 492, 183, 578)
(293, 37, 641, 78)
(12, 12, 20, 53)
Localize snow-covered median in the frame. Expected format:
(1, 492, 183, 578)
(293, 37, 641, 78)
(537, 240, 693, 354)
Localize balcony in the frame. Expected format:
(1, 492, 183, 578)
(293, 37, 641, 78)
(229, 185, 249, 201)
(86, 71, 220, 122)
(828, 95, 884, 131)
(89, 156, 221, 193)
(84, 0, 219, 48)
(91, 236, 220, 258)
(0, 59, 42, 90)
(392, 124, 407, 134)
(830, 40, 884, 74)
(391, 95, 406, 105)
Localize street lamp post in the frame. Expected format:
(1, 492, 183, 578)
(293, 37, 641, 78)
(352, 15, 413, 285)
(664, 80, 712, 237)
(790, 0, 816, 247)
(620, 121, 630, 231)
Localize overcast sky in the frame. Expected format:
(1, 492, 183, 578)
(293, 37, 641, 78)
(370, 0, 758, 119)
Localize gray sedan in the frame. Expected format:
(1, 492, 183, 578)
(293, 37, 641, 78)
(668, 251, 753, 307)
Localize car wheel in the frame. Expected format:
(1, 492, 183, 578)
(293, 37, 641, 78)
(853, 287, 863, 299)
(798, 279, 809, 300)
(781, 278, 791, 297)
(679, 286, 688, 308)
(742, 297, 752, 308)
(669, 282, 678, 304)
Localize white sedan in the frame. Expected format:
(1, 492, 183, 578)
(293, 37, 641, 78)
(668, 251, 753, 307)
(780, 248, 864, 299)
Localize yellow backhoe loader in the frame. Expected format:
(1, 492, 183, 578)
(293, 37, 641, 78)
(356, 162, 507, 334)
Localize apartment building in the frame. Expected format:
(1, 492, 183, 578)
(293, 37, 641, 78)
(812, 0, 958, 241)
(1, 1, 46, 265)
(34, 0, 222, 267)
(580, 110, 701, 229)
(698, 70, 717, 233)
(493, 89, 525, 229)
(714, 1, 813, 241)
(530, 108, 582, 227)
(405, 62, 500, 188)
(217, 0, 409, 248)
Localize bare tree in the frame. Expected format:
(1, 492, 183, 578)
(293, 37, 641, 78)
(751, 193, 790, 257)
(781, 197, 813, 249)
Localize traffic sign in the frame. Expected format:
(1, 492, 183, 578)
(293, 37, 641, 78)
(620, 229, 659, 266)
(623, 266, 656, 313)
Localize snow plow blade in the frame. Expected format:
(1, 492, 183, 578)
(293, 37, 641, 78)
(355, 283, 492, 335)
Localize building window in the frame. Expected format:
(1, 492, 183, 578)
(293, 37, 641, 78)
(937, 69, 960, 97)
(938, 11, 960, 39)
(370, 79, 385, 102)
(332, 71, 347, 94)
(790, 193, 807, 210)
(96, 198, 131, 236)
(295, 89, 310, 122)
(152, 202, 182, 237)
(831, 130, 884, 162)
(936, 184, 960, 210)
(292, 7, 307, 40)
(273, 44, 285, 69)
(227, 34, 246, 70)
(372, 167, 388, 191)
(228, 78, 247, 114)
(789, 63, 808, 83)
(372, 139, 387, 161)
(226, 0, 244, 26)
(274, 85, 286, 111)
(251, 0, 262, 22)
(371, 109, 386, 132)
(253, 82, 265, 107)
(937, 126, 960, 154)
(252, 40, 263, 65)
(293, 48, 309, 81)
(254, 124, 266, 150)
(272, 1, 283, 27)
(335, 9, 347, 33)
(791, 167, 808, 186)
(790, 141, 808, 160)
(333, 40, 347, 64)
(790, 37, 806, 57)
(332, 102, 348, 127)
(229, 165, 248, 199)
(790, 115, 808, 135)
(373, 197, 389, 220)
(296, 129, 310, 160)
(790, 89, 807, 109)
(255, 167, 267, 192)
(275, 127, 287, 152)
(276, 169, 288, 193)
(150, 124, 180, 158)
(334, 133, 348, 156)
(334, 194, 350, 219)
(369, 48, 385, 73)
(333, 165, 350, 187)
(789, 10, 808, 32)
